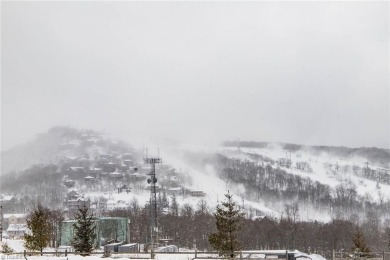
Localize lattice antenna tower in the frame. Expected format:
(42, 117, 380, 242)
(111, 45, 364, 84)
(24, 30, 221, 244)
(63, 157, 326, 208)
(0, 205, 3, 242)
(144, 151, 162, 250)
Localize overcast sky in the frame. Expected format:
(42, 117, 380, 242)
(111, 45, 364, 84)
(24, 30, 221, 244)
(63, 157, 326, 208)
(1, 1, 389, 151)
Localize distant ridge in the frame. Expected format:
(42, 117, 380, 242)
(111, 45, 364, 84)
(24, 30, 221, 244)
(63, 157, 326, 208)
(222, 141, 390, 167)
(0, 126, 133, 175)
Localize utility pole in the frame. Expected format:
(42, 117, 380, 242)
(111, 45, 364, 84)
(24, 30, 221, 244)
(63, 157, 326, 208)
(144, 155, 162, 257)
(365, 161, 370, 176)
(0, 205, 3, 242)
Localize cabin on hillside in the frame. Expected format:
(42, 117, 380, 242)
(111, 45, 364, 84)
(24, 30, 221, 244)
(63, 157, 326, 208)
(190, 190, 206, 197)
(3, 214, 27, 229)
(7, 224, 29, 239)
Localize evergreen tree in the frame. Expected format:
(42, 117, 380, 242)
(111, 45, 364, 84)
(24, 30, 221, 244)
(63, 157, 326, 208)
(171, 194, 179, 216)
(24, 204, 51, 254)
(208, 192, 244, 257)
(351, 225, 370, 256)
(387, 227, 390, 251)
(71, 204, 96, 255)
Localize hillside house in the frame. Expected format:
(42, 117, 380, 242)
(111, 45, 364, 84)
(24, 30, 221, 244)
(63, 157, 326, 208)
(128, 172, 147, 180)
(107, 200, 129, 211)
(109, 171, 123, 179)
(64, 179, 76, 188)
(3, 214, 27, 229)
(61, 156, 80, 163)
(7, 224, 29, 239)
(123, 159, 133, 167)
(84, 176, 96, 183)
(67, 190, 80, 200)
(65, 196, 91, 218)
(118, 185, 131, 194)
(190, 190, 206, 197)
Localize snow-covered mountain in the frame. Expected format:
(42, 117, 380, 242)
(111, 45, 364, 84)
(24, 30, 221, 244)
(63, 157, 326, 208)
(1, 127, 389, 223)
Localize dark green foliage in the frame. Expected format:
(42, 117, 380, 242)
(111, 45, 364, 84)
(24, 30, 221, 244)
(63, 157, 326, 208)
(352, 225, 370, 256)
(71, 204, 96, 255)
(24, 204, 51, 253)
(208, 192, 244, 257)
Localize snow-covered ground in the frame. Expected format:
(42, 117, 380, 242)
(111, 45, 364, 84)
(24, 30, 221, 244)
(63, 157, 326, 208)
(61, 142, 389, 223)
(222, 145, 390, 202)
(162, 150, 280, 218)
(0, 239, 327, 260)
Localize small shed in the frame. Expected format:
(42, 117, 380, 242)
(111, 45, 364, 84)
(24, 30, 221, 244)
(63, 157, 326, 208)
(118, 243, 139, 253)
(105, 242, 124, 253)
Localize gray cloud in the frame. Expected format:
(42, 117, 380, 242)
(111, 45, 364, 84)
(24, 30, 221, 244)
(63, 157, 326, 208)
(2, 1, 389, 150)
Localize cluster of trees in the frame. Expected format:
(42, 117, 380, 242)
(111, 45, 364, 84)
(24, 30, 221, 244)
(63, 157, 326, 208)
(104, 197, 390, 258)
(0, 164, 66, 212)
(21, 194, 390, 258)
(209, 193, 373, 258)
(184, 152, 390, 221)
(25, 204, 96, 255)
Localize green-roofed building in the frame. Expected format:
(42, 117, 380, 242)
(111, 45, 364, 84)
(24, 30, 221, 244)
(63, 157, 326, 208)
(59, 217, 129, 248)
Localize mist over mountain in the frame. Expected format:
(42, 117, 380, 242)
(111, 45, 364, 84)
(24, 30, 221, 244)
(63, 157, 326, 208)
(223, 141, 390, 168)
(1, 126, 134, 175)
(1, 126, 390, 226)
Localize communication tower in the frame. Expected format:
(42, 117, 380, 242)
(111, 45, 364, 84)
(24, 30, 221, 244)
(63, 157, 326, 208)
(144, 154, 162, 252)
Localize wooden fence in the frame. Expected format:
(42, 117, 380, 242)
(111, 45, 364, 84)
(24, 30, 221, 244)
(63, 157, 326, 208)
(332, 251, 390, 260)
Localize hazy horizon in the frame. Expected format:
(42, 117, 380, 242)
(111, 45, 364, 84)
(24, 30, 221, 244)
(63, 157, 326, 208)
(2, 1, 389, 151)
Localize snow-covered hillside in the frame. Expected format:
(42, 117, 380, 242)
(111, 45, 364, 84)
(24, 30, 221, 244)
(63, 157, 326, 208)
(1, 127, 390, 223)
(221, 145, 390, 202)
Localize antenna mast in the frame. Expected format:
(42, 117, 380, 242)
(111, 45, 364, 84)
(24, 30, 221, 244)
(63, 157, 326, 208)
(0, 205, 3, 242)
(144, 154, 162, 253)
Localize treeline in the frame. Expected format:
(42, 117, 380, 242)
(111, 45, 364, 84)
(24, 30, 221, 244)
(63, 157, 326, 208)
(21, 197, 390, 257)
(0, 164, 66, 212)
(182, 151, 390, 221)
(102, 199, 389, 259)
(222, 141, 390, 167)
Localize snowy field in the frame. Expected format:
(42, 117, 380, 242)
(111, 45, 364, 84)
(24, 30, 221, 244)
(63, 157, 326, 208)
(0, 240, 327, 260)
(0, 253, 326, 260)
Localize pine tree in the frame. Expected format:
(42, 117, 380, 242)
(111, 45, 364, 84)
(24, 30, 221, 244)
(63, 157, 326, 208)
(171, 194, 179, 216)
(208, 192, 244, 257)
(386, 227, 390, 251)
(24, 204, 51, 254)
(71, 204, 96, 256)
(351, 225, 370, 257)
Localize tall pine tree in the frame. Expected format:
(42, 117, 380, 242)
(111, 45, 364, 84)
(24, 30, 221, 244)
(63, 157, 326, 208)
(24, 204, 51, 255)
(71, 204, 96, 256)
(351, 225, 370, 257)
(208, 192, 244, 257)
(386, 227, 390, 251)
